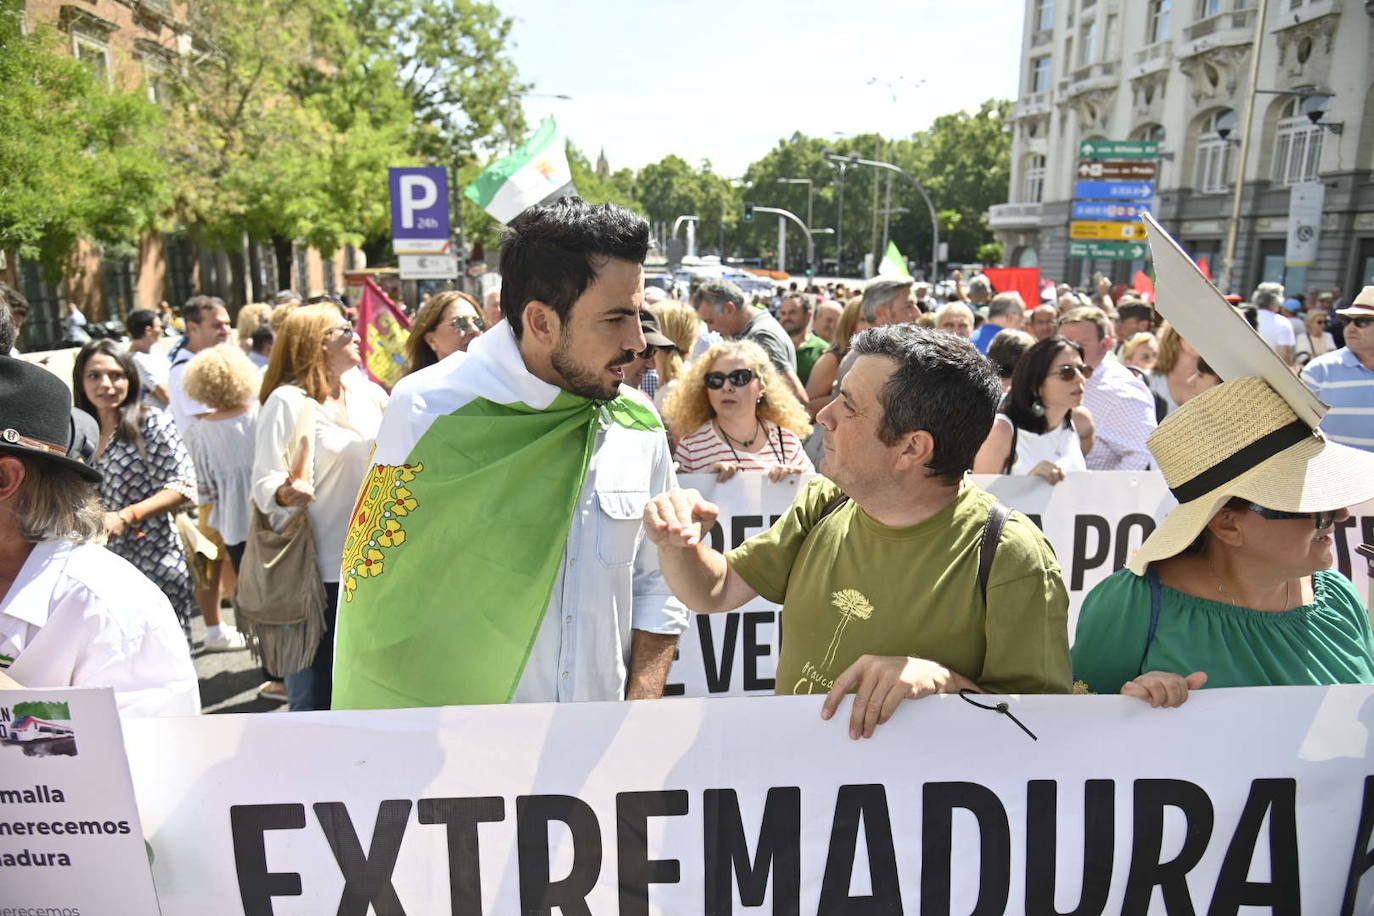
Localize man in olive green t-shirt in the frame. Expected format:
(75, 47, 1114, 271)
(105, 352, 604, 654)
(645, 325, 1071, 739)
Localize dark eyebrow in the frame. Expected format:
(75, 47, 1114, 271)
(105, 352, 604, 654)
(602, 306, 638, 319)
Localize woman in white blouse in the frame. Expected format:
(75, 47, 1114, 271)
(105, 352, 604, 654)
(1294, 309, 1336, 367)
(974, 336, 1096, 484)
(252, 304, 388, 711)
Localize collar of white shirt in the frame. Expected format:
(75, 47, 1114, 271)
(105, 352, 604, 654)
(0, 539, 68, 628)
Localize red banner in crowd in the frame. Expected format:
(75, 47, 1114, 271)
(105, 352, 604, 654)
(356, 276, 411, 391)
(982, 267, 1041, 309)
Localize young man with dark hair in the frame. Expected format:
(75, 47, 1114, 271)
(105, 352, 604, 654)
(169, 295, 232, 434)
(333, 198, 688, 710)
(126, 308, 171, 410)
(645, 325, 1071, 738)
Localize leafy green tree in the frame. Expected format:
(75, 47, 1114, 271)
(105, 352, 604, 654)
(0, 0, 168, 277)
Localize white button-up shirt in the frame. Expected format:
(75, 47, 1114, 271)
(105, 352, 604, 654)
(1083, 352, 1157, 471)
(511, 405, 688, 703)
(0, 539, 200, 717)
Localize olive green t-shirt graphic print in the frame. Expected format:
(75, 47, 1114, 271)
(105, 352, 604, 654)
(727, 478, 1073, 696)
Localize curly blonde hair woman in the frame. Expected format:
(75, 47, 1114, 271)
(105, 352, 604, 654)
(404, 290, 485, 375)
(648, 300, 700, 410)
(664, 340, 814, 482)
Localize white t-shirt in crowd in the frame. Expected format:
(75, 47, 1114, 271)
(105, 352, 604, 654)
(1256, 309, 1296, 352)
(0, 539, 200, 717)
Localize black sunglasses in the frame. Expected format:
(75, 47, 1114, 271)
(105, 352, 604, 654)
(1050, 363, 1093, 381)
(1241, 502, 1338, 530)
(450, 314, 487, 333)
(1342, 316, 1373, 329)
(705, 369, 758, 389)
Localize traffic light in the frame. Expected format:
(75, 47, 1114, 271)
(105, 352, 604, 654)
(743, 202, 754, 222)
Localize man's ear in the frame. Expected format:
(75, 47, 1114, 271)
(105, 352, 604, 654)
(523, 301, 560, 346)
(0, 456, 27, 502)
(893, 429, 936, 472)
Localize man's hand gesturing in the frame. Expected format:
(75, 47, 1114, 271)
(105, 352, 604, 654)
(643, 488, 720, 549)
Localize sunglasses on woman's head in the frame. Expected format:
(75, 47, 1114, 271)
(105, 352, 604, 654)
(705, 369, 757, 389)
(1051, 363, 1092, 381)
(1242, 502, 1337, 530)
(1343, 316, 1373, 329)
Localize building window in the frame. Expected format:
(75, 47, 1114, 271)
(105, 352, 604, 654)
(1030, 56, 1052, 93)
(1077, 20, 1096, 66)
(1196, 0, 1222, 16)
(1272, 100, 1323, 185)
(1132, 124, 1166, 143)
(1034, 0, 1055, 31)
(1195, 110, 1235, 194)
(1023, 155, 1047, 203)
(72, 34, 110, 86)
(1148, 0, 1172, 42)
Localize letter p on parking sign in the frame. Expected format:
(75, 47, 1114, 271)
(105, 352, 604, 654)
(390, 166, 451, 254)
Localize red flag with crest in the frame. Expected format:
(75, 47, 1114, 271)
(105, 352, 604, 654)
(356, 277, 412, 391)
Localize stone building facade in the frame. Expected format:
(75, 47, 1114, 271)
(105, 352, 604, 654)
(990, 0, 1374, 297)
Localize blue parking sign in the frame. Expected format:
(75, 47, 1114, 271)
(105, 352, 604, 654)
(390, 167, 450, 248)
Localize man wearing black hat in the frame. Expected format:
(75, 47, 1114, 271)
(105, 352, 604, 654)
(0, 358, 199, 716)
(624, 309, 675, 402)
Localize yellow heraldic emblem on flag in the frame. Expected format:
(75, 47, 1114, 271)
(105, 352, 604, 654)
(341, 462, 424, 601)
(355, 276, 412, 392)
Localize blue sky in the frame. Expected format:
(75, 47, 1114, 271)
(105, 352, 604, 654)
(498, 0, 1027, 176)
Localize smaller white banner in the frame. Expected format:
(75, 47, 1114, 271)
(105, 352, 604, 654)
(1286, 180, 1325, 267)
(0, 688, 161, 915)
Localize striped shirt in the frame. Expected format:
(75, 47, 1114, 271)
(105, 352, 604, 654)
(673, 420, 813, 473)
(1302, 348, 1374, 451)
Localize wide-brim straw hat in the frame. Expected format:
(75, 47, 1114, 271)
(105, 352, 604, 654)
(1128, 375, 1374, 575)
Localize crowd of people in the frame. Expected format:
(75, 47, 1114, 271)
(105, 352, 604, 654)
(0, 197, 1371, 734)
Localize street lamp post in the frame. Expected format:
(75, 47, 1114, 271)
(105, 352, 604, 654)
(826, 153, 939, 280)
(751, 206, 815, 276)
(778, 178, 814, 234)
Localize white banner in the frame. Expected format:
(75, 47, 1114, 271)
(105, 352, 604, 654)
(123, 687, 1374, 914)
(666, 472, 1374, 699)
(1286, 180, 1326, 267)
(0, 688, 161, 915)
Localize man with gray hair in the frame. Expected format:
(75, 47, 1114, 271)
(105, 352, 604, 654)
(1252, 281, 1295, 365)
(693, 278, 808, 406)
(860, 276, 920, 328)
(971, 291, 1026, 354)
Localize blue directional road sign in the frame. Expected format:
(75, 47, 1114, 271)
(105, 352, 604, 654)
(1072, 200, 1155, 221)
(1074, 180, 1154, 200)
(390, 166, 451, 253)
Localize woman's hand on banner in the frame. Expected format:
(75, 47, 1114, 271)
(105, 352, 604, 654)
(1029, 460, 1067, 485)
(708, 461, 742, 482)
(1122, 670, 1208, 707)
(822, 654, 979, 740)
(767, 463, 810, 483)
(643, 488, 721, 549)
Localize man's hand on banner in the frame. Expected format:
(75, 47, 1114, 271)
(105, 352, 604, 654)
(822, 654, 980, 740)
(1122, 670, 1208, 708)
(644, 488, 720, 548)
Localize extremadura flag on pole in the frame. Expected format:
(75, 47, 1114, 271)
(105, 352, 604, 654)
(463, 117, 577, 224)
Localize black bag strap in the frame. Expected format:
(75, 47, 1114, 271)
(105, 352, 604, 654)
(978, 501, 1010, 603)
(819, 491, 1008, 606)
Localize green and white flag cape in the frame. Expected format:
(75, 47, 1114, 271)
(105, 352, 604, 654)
(879, 240, 911, 277)
(463, 117, 577, 224)
(331, 322, 661, 710)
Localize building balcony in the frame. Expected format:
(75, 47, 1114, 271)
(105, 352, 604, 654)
(1060, 61, 1119, 98)
(1132, 40, 1172, 76)
(1012, 91, 1053, 120)
(987, 202, 1043, 230)
(1182, 7, 1255, 49)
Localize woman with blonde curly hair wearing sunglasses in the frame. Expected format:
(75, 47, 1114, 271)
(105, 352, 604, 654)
(663, 339, 813, 483)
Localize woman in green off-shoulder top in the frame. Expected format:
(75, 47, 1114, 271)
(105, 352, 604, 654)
(1070, 376, 1374, 707)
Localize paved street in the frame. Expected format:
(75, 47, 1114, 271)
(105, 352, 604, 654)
(189, 608, 283, 714)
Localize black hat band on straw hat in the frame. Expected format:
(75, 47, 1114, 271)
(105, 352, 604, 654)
(1167, 419, 1312, 504)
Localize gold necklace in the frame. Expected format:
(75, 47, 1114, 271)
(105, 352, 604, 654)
(1205, 555, 1291, 610)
